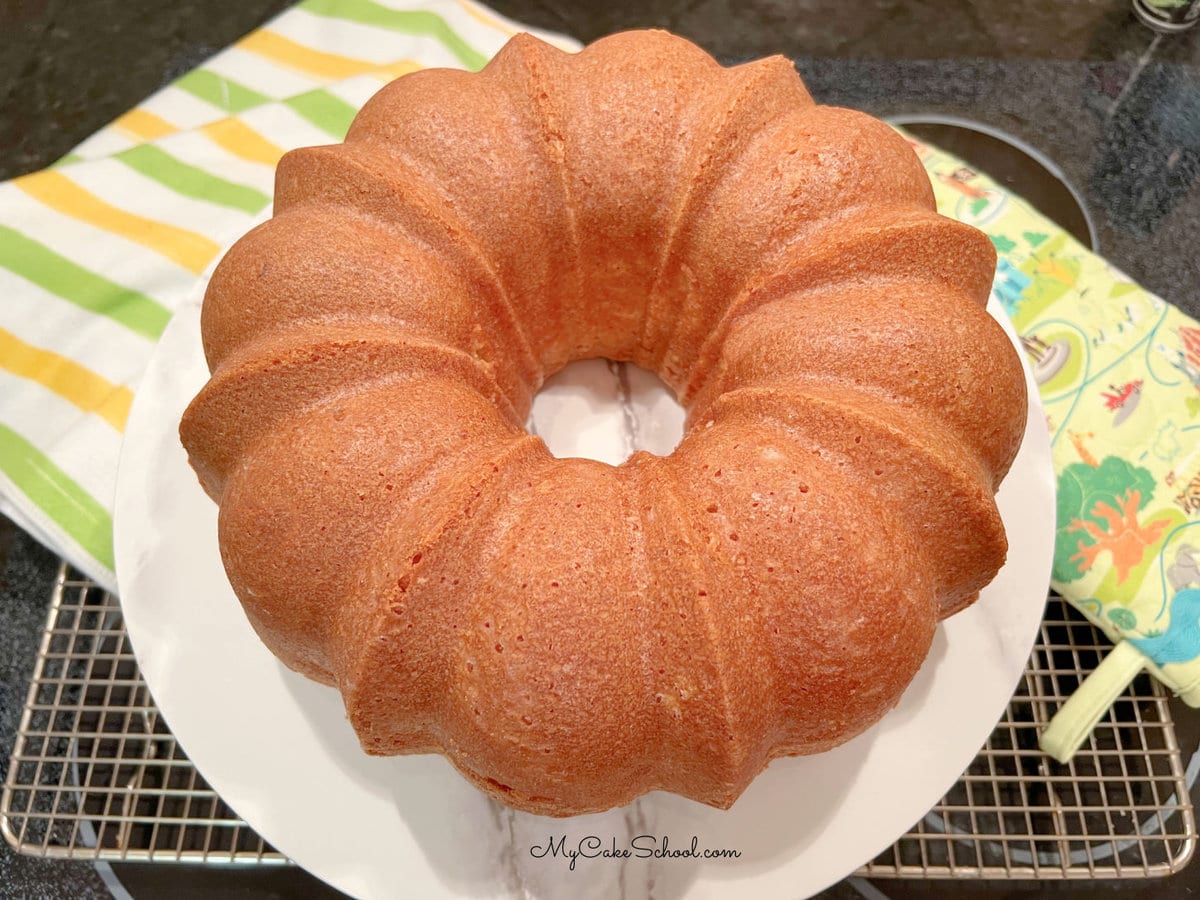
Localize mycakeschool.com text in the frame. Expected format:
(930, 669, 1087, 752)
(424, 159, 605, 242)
(529, 835, 742, 871)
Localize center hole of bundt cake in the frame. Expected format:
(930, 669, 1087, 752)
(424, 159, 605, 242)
(528, 360, 685, 465)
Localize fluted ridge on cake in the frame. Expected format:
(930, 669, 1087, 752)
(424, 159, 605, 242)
(275, 141, 541, 410)
(652, 104, 937, 388)
(178, 29, 1027, 818)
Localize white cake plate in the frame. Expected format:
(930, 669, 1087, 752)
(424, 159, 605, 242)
(114, 264, 1055, 899)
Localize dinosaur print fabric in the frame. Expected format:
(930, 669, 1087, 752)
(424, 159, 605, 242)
(910, 134, 1200, 704)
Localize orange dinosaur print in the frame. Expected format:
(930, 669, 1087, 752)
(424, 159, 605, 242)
(1102, 380, 1143, 411)
(1068, 431, 1100, 467)
(936, 167, 988, 200)
(1068, 489, 1172, 583)
(1034, 255, 1076, 284)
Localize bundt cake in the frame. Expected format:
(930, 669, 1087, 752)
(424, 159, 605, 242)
(179, 29, 1027, 817)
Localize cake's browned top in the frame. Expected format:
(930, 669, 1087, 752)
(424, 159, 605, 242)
(179, 29, 1027, 817)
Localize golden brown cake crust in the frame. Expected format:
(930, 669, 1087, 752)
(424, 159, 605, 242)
(179, 29, 1027, 817)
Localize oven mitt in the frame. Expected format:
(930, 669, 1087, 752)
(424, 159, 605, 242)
(0, 0, 1192, 766)
(909, 137, 1200, 762)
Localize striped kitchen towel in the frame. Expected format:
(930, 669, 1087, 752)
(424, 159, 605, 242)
(0, 0, 576, 593)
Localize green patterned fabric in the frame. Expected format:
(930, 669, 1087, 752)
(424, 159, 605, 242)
(909, 134, 1200, 758)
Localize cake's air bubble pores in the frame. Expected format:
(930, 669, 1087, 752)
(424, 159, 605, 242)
(528, 359, 685, 464)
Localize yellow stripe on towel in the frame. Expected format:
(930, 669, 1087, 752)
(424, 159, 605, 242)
(0, 328, 133, 431)
(14, 171, 219, 275)
(200, 118, 287, 167)
(112, 108, 178, 142)
(378, 59, 424, 78)
(451, 0, 519, 36)
(241, 29, 388, 80)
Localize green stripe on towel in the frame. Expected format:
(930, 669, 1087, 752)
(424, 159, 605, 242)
(116, 145, 271, 214)
(176, 69, 273, 114)
(300, 0, 489, 71)
(0, 424, 114, 569)
(286, 90, 360, 138)
(0, 226, 171, 340)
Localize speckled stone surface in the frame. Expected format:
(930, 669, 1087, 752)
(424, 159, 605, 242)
(0, 0, 295, 178)
(1, 1, 1198, 897)
(0, 527, 111, 898)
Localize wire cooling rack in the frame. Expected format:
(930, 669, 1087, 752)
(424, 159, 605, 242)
(2, 563, 1196, 879)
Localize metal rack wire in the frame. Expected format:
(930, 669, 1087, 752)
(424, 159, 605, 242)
(2, 563, 1196, 878)
(864, 639, 1196, 879)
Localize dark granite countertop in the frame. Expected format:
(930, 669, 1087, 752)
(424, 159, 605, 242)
(2, 1, 1198, 898)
